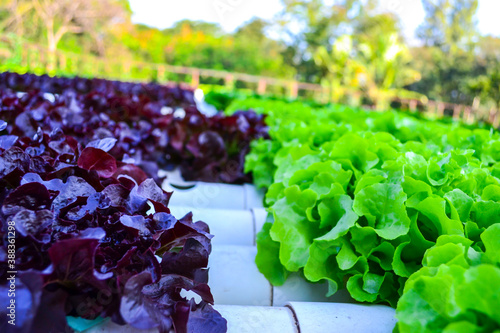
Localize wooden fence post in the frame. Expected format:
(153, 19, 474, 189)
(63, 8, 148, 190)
(28, 47, 37, 70)
(452, 105, 461, 119)
(225, 74, 234, 89)
(320, 86, 329, 104)
(122, 61, 132, 80)
(89, 56, 97, 77)
(490, 108, 500, 128)
(39, 48, 46, 71)
(489, 108, 497, 124)
(464, 106, 477, 124)
(21, 47, 28, 67)
(471, 96, 481, 121)
(472, 97, 481, 111)
(289, 81, 298, 99)
(427, 101, 436, 115)
(157, 65, 166, 83)
(257, 79, 267, 95)
(437, 102, 445, 117)
(437, 103, 445, 117)
(409, 100, 417, 112)
(463, 106, 472, 123)
(191, 69, 200, 87)
(58, 53, 67, 72)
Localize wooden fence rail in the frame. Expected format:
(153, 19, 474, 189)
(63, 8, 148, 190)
(1, 34, 498, 127)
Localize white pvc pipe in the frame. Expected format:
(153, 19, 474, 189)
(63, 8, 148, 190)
(273, 273, 356, 307)
(82, 319, 156, 333)
(167, 206, 268, 247)
(214, 305, 298, 333)
(244, 184, 265, 209)
(251, 208, 268, 243)
(168, 206, 255, 246)
(208, 246, 272, 306)
(287, 302, 397, 333)
(164, 181, 246, 210)
(208, 246, 357, 307)
(82, 305, 299, 333)
(83, 303, 395, 333)
(158, 169, 195, 187)
(160, 170, 265, 210)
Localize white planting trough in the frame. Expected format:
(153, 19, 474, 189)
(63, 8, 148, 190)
(273, 273, 355, 306)
(83, 321, 155, 333)
(160, 170, 265, 210)
(287, 302, 397, 333)
(208, 245, 271, 306)
(78, 302, 396, 333)
(208, 245, 356, 306)
(69, 173, 398, 333)
(168, 206, 268, 246)
(215, 305, 298, 333)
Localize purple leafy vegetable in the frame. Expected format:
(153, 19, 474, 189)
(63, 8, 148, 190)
(0, 75, 228, 332)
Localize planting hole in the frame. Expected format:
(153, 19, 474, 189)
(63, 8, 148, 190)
(170, 183, 196, 190)
(180, 288, 202, 304)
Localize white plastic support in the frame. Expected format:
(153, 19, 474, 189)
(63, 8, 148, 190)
(287, 302, 397, 333)
(209, 245, 359, 307)
(163, 181, 246, 210)
(243, 184, 265, 209)
(214, 305, 298, 333)
(82, 305, 299, 333)
(251, 208, 268, 243)
(80, 302, 396, 333)
(83, 319, 156, 333)
(160, 169, 265, 210)
(208, 246, 272, 306)
(158, 169, 195, 187)
(168, 206, 255, 246)
(272, 273, 356, 307)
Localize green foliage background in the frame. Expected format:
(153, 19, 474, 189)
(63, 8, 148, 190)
(0, 0, 499, 109)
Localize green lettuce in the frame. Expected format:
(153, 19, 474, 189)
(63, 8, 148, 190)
(395, 226, 500, 332)
(229, 97, 500, 317)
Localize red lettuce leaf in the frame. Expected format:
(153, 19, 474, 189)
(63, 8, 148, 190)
(78, 147, 117, 178)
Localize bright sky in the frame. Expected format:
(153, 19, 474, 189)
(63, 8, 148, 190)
(129, 0, 500, 44)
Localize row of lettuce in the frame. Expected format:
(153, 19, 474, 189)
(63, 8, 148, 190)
(224, 97, 500, 332)
(3, 71, 498, 332)
(0, 73, 274, 333)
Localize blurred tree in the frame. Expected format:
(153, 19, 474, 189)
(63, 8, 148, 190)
(417, 0, 478, 54)
(0, 0, 32, 36)
(117, 23, 170, 63)
(358, 32, 422, 108)
(234, 18, 267, 43)
(156, 19, 293, 78)
(488, 69, 500, 111)
(477, 35, 500, 63)
(313, 11, 422, 107)
(468, 67, 500, 111)
(353, 13, 418, 90)
(234, 18, 294, 77)
(165, 20, 224, 37)
(0, 0, 128, 59)
(0, 0, 496, 110)
(314, 35, 367, 103)
(277, 0, 376, 82)
(408, 47, 480, 104)
(353, 12, 400, 43)
(409, 0, 481, 104)
(0, 0, 42, 40)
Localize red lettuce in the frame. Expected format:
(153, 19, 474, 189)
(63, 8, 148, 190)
(0, 125, 226, 332)
(0, 72, 268, 183)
